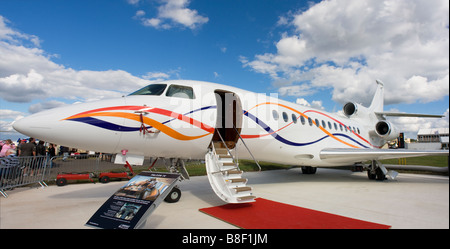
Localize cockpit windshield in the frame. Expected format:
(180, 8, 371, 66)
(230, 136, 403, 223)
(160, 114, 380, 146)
(128, 84, 167, 96)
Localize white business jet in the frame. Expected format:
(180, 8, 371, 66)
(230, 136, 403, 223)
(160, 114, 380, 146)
(13, 80, 448, 203)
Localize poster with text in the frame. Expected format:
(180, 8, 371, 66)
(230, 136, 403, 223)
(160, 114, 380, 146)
(86, 172, 179, 229)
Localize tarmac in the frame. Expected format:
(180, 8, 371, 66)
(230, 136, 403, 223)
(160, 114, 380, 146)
(1, 168, 448, 229)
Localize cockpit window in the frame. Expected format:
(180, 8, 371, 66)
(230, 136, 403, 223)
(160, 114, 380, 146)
(128, 84, 167, 96)
(166, 85, 195, 99)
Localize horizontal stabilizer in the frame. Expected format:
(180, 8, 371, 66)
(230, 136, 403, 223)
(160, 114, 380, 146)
(375, 112, 444, 118)
(320, 148, 448, 164)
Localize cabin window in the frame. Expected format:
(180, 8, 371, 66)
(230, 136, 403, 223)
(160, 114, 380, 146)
(357, 128, 360, 134)
(315, 119, 320, 127)
(292, 114, 297, 124)
(282, 112, 289, 122)
(300, 116, 306, 125)
(339, 124, 343, 131)
(166, 85, 195, 99)
(328, 121, 332, 130)
(308, 117, 313, 126)
(322, 120, 326, 128)
(273, 110, 279, 120)
(128, 84, 167, 96)
(334, 123, 338, 130)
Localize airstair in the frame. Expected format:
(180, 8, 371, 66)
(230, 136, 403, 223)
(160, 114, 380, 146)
(205, 129, 259, 203)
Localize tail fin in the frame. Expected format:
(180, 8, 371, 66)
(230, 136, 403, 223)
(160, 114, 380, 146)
(369, 79, 444, 118)
(369, 80, 384, 112)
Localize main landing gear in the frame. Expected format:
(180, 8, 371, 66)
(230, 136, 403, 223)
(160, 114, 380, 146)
(367, 160, 398, 181)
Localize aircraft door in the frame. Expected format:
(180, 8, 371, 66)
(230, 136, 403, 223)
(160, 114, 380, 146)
(213, 90, 243, 149)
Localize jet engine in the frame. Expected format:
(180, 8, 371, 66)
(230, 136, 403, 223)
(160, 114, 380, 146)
(343, 102, 358, 117)
(375, 120, 398, 141)
(343, 102, 369, 118)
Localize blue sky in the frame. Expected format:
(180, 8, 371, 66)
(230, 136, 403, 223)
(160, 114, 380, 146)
(1, 0, 449, 141)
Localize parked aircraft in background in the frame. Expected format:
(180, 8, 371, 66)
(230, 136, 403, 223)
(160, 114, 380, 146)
(13, 80, 448, 203)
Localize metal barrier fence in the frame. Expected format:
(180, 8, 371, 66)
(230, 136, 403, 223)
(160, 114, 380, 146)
(46, 154, 163, 181)
(1, 156, 49, 198)
(1, 154, 172, 197)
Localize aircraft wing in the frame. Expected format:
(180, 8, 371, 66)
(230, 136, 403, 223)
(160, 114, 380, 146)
(375, 112, 444, 118)
(319, 148, 449, 164)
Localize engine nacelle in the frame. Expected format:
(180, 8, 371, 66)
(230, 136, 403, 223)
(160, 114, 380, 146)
(375, 120, 398, 141)
(343, 102, 371, 118)
(343, 102, 358, 117)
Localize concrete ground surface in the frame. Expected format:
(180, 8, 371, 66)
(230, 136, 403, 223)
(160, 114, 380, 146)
(1, 168, 448, 229)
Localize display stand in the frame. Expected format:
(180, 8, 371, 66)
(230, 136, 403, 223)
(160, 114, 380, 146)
(86, 171, 180, 229)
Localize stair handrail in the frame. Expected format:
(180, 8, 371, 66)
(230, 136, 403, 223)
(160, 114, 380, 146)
(213, 130, 240, 171)
(233, 125, 261, 172)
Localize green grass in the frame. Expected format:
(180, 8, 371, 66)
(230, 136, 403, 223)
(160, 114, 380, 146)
(183, 156, 448, 177)
(380, 156, 448, 167)
(44, 155, 447, 186)
(184, 159, 292, 176)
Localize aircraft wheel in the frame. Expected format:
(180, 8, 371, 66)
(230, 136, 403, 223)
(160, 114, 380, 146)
(56, 178, 67, 186)
(100, 176, 110, 183)
(367, 171, 377, 180)
(301, 166, 317, 174)
(375, 167, 386, 181)
(164, 187, 181, 203)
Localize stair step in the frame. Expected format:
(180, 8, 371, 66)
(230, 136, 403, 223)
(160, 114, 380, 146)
(221, 162, 235, 166)
(215, 147, 228, 153)
(234, 186, 252, 193)
(229, 178, 247, 183)
(213, 142, 226, 148)
(206, 145, 257, 204)
(237, 195, 256, 202)
(225, 178, 247, 188)
(225, 170, 242, 175)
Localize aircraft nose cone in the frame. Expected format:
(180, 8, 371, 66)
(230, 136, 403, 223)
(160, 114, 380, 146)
(12, 111, 55, 139)
(12, 117, 28, 135)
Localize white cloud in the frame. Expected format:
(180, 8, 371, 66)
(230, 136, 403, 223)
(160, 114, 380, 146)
(133, 0, 208, 30)
(0, 16, 184, 138)
(296, 98, 325, 110)
(0, 109, 25, 139)
(0, 16, 41, 47)
(279, 84, 316, 97)
(242, 0, 449, 106)
(27, 100, 68, 114)
(127, 0, 140, 5)
(389, 108, 449, 138)
(0, 109, 25, 120)
(141, 71, 170, 81)
(0, 17, 152, 103)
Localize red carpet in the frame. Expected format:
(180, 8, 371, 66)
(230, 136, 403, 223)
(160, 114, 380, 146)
(199, 198, 390, 229)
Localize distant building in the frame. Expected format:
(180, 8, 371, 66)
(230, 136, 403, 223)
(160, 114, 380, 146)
(416, 128, 449, 150)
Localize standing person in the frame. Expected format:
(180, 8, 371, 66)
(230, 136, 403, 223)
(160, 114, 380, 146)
(36, 140, 46, 156)
(18, 138, 36, 157)
(0, 139, 16, 157)
(18, 138, 37, 176)
(48, 143, 56, 158)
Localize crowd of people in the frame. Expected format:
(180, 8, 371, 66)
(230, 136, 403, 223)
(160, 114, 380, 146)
(0, 138, 58, 158)
(1, 138, 62, 179)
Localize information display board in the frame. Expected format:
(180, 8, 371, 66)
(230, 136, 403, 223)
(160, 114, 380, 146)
(86, 171, 180, 229)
